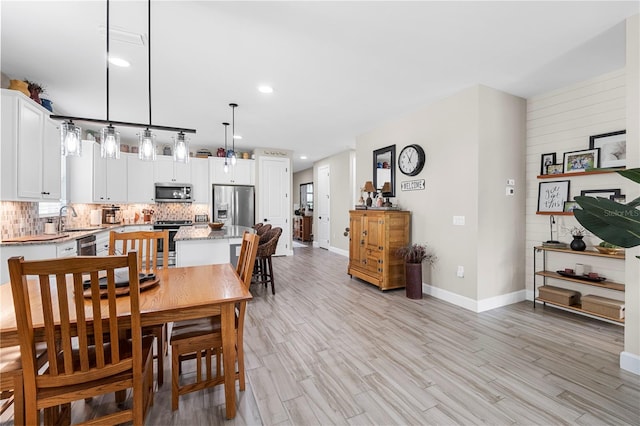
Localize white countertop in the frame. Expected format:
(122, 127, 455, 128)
(174, 225, 254, 242)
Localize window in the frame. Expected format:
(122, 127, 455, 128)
(300, 182, 313, 211)
(38, 201, 62, 218)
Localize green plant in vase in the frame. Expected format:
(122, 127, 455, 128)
(574, 168, 640, 258)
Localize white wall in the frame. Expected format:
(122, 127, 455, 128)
(357, 85, 526, 308)
(623, 13, 639, 374)
(525, 69, 627, 303)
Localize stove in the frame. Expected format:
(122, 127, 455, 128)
(153, 220, 193, 266)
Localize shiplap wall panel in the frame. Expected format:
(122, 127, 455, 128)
(525, 68, 626, 303)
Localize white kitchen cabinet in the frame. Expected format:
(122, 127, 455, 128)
(67, 139, 127, 203)
(1, 89, 62, 201)
(127, 154, 155, 203)
(154, 155, 191, 183)
(93, 146, 127, 202)
(0, 243, 57, 283)
(210, 157, 254, 185)
(95, 230, 111, 256)
(56, 239, 77, 258)
(190, 157, 210, 204)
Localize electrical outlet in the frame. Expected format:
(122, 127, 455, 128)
(506, 187, 515, 196)
(457, 266, 464, 277)
(453, 216, 465, 226)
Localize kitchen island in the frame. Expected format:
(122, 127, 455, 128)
(174, 224, 255, 267)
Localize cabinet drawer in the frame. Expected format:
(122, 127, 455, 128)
(56, 240, 77, 258)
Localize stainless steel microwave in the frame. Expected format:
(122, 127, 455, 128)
(154, 183, 193, 203)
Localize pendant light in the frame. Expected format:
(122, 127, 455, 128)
(174, 131, 189, 163)
(230, 103, 238, 165)
(138, 128, 156, 161)
(52, 0, 196, 158)
(61, 120, 82, 156)
(223, 122, 229, 173)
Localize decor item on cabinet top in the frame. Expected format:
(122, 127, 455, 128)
(574, 168, 640, 256)
(24, 79, 45, 104)
(50, 0, 196, 161)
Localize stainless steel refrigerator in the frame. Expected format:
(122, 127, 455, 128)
(212, 185, 255, 228)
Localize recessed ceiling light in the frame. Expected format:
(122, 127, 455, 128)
(300, 155, 307, 160)
(109, 57, 130, 67)
(258, 85, 273, 94)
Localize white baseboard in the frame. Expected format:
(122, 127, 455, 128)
(423, 283, 526, 313)
(620, 351, 640, 375)
(329, 246, 349, 257)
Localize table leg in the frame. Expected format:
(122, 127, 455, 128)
(221, 303, 236, 419)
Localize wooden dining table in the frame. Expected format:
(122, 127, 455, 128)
(0, 262, 251, 420)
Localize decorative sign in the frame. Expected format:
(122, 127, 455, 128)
(401, 179, 425, 191)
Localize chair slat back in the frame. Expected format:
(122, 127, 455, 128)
(236, 232, 260, 289)
(8, 253, 142, 391)
(109, 230, 169, 273)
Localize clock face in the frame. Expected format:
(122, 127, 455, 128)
(398, 144, 425, 176)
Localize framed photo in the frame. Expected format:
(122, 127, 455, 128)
(563, 201, 580, 212)
(546, 164, 563, 175)
(580, 188, 621, 200)
(563, 148, 599, 173)
(612, 195, 626, 204)
(589, 130, 625, 169)
(540, 152, 556, 175)
(538, 180, 570, 212)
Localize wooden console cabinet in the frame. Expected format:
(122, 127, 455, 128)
(293, 215, 312, 242)
(348, 210, 410, 291)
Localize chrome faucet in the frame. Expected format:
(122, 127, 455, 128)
(58, 205, 78, 233)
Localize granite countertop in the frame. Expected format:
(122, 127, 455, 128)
(0, 223, 151, 247)
(174, 225, 254, 242)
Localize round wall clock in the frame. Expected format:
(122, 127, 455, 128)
(398, 144, 425, 176)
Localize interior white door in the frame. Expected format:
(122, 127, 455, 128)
(317, 164, 330, 249)
(258, 156, 291, 256)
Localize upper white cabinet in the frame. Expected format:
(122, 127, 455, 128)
(190, 157, 210, 204)
(154, 155, 191, 183)
(67, 139, 127, 203)
(127, 154, 155, 203)
(210, 157, 254, 185)
(1, 89, 62, 201)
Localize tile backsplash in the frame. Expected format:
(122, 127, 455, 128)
(0, 201, 209, 241)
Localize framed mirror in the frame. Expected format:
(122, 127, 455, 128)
(373, 144, 396, 197)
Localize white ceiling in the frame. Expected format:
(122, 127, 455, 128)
(1, 1, 638, 172)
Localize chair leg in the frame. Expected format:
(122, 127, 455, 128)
(156, 325, 165, 386)
(12, 372, 24, 426)
(171, 344, 180, 411)
(267, 256, 275, 294)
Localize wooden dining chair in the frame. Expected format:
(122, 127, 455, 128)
(8, 252, 154, 425)
(0, 344, 47, 425)
(109, 229, 169, 386)
(169, 231, 260, 411)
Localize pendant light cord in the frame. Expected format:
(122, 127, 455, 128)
(106, 0, 110, 122)
(148, 0, 152, 127)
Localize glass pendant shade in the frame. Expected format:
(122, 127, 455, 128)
(138, 128, 156, 161)
(61, 121, 82, 157)
(173, 132, 189, 163)
(101, 125, 121, 159)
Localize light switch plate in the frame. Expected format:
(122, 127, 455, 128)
(507, 178, 515, 186)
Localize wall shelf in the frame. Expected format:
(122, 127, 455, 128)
(537, 168, 625, 179)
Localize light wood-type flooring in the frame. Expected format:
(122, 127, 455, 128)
(1, 244, 638, 425)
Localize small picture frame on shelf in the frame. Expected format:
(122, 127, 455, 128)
(612, 194, 626, 203)
(580, 188, 621, 200)
(540, 153, 556, 175)
(563, 201, 580, 212)
(589, 130, 625, 169)
(538, 180, 570, 212)
(563, 148, 600, 173)
(546, 164, 563, 175)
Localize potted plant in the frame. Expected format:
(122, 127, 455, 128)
(396, 243, 437, 299)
